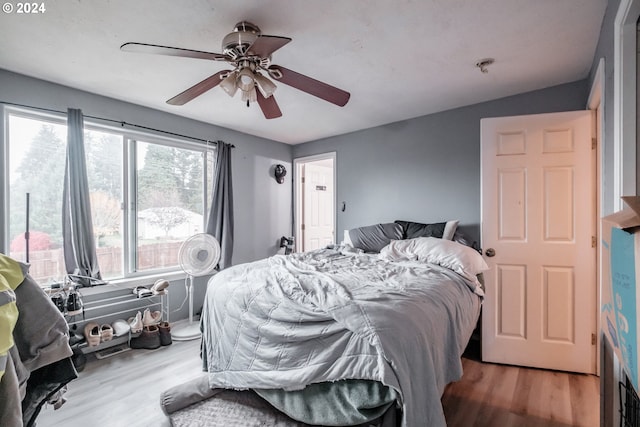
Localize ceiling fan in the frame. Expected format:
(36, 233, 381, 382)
(120, 21, 351, 119)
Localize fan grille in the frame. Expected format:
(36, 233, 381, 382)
(178, 233, 221, 276)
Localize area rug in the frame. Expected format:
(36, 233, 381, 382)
(169, 389, 312, 427)
(163, 375, 398, 427)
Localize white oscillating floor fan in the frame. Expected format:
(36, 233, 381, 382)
(172, 233, 220, 341)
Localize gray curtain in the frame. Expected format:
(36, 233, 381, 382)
(62, 108, 101, 281)
(206, 141, 234, 269)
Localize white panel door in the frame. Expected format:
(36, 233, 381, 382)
(481, 111, 596, 374)
(302, 162, 334, 251)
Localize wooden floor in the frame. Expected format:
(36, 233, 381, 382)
(37, 339, 203, 427)
(442, 358, 599, 427)
(36, 340, 599, 427)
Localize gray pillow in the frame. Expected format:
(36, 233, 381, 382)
(395, 220, 447, 239)
(348, 223, 403, 253)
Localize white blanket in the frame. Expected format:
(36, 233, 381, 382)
(201, 248, 481, 426)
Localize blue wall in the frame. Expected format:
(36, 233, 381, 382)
(293, 80, 589, 246)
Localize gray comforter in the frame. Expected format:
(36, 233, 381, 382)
(201, 248, 481, 426)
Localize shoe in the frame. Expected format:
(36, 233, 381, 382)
(51, 293, 66, 313)
(132, 286, 152, 298)
(127, 311, 143, 334)
(151, 279, 169, 295)
(112, 319, 130, 337)
(158, 321, 172, 346)
(84, 322, 101, 347)
(130, 325, 161, 350)
(100, 324, 113, 342)
(142, 308, 162, 326)
(66, 288, 83, 316)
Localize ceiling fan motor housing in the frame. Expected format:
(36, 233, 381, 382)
(222, 21, 261, 59)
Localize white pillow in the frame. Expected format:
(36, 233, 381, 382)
(380, 237, 488, 283)
(443, 220, 459, 240)
(342, 230, 353, 246)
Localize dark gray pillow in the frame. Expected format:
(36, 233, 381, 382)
(348, 223, 403, 253)
(395, 220, 447, 240)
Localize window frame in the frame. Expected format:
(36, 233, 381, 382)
(3, 106, 215, 283)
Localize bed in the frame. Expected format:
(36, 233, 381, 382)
(164, 220, 486, 427)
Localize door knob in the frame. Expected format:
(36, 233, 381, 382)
(485, 248, 496, 257)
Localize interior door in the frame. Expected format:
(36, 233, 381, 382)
(302, 161, 334, 251)
(481, 111, 596, 374)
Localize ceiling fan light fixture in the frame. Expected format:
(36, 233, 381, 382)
(241, 86, 257, 104)
(254, 72, 277, 98)
(237, 67, 255, 92)
(220, 71, 238, 97)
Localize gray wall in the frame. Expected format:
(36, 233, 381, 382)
(0, 69, 293, 266)
(293, 80, 589, 246)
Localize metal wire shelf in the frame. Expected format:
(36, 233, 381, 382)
(620, 378, 640, 427)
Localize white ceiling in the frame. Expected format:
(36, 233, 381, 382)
(0, 0, 607, 145)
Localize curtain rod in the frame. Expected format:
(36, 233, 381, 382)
(0, 100, 234, 147)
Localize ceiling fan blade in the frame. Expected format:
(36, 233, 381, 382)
(256, 91, 283, 119)
(121, 42, 229, 61)
(166, 70, 229, 105)
(269, 65, 350, 107)
(247, 35, 292, 58)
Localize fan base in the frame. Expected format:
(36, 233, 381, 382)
(171, 320, 201, 341)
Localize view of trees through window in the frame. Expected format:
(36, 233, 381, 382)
(135, 141, 205, 272)
(7, 112, 213, 284)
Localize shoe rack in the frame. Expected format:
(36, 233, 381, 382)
(64, 286, 169, 357)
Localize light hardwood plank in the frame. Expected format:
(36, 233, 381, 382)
(443, 357, 600, 427)
(37, 339, 203, 427)
(36, 342, 599, 427)
(569, 372, 600, 426)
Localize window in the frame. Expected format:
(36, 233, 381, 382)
(85, 127, 124, 279)
(135, 141, 204, 272)
(5, 109, 215, 284)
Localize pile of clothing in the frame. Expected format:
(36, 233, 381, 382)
(0, 253, 77, 426)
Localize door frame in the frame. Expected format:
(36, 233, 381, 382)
(293, 152, 337, 253)
(588, 57, 605, 376)
(614, 0, 639, 208)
